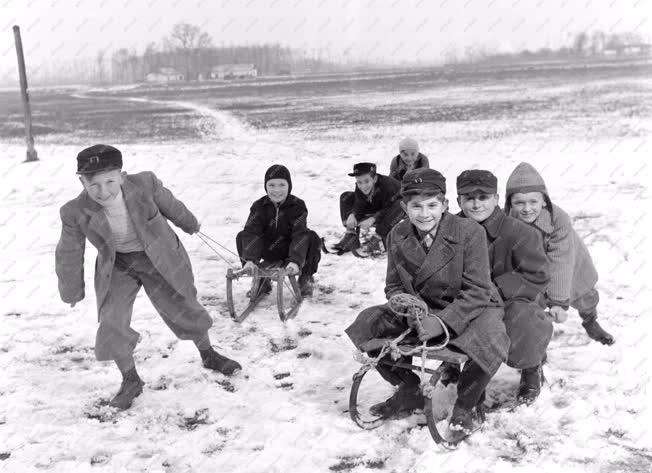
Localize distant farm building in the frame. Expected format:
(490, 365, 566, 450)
(603, 43, 651, 57)
(210, 64, 257, 79)
(146, 67, 185, 83)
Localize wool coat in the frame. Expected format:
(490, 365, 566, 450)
(389, 153, 430, 181)
(55, 171, 200, 312)
(520, 204, 597, 308)
(351, 174, 401, 223)
(461, 207, 552, 368)
(347, 213, 509, 375)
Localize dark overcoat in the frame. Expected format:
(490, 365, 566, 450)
(347, 213, 509, 375)
(55, 171, 200, 312)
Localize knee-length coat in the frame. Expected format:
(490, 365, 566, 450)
(350, 213, 509, 374)
(55, 171, 200, 313)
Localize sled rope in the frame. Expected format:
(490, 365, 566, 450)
(354, 293, 450, 396)
(196, 232, 240, 269)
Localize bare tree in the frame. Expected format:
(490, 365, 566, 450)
(166, 23, 213, 80)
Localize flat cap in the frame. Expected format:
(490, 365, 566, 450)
(401, 168, 446, 196)
(77, 144, 122, 175)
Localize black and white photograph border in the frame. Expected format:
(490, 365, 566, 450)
(1, 1, 651, 471)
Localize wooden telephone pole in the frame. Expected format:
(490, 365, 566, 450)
(13, 25, 38, 162)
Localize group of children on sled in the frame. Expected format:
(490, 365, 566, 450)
(55, 140, 615, 435)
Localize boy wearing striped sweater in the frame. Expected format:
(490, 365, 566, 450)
(56, 145, 241, 411)
(505, 162, 615, 346)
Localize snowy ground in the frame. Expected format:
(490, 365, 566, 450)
(1, 67, 651, 472)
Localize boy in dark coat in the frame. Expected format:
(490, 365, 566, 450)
(505, 162, 615, 346)
(56, 145, 241, 411)
(335, 162, 404, 251)
(236, 164, 321, 296)
(455, 169, 553, 403)
(345, 168, 509, 435)
(389, 137, 430, 181)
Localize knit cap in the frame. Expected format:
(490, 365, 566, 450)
(504, 162, 552, 213)
(399, 138, 419, 153)
(264, 164, 292, 193)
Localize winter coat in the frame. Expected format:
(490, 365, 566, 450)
(524, 205, 598, 308)
(239, 194, 312, 267)
(504, 162, 598, 308)
(55, 171, 200, 312)
(389, 153, 430, 181)
(352, 174, 401, 222)
(460, 207, 550, 302)
(384, 213, 509, 374)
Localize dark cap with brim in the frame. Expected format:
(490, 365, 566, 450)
(77, 144, 123, 175)
(456, 169, 497, 195)
(348, 162, 376, 177)
(401, 168, 446, 195)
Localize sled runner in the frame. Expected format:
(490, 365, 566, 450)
(225, 265, 303, 323)
(348, 294, 485, 448)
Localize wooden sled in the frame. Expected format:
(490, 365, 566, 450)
(225, 266, 303, 323)
(349, 345, 485, 449)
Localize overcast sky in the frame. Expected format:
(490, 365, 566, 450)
(2, 0, 650, 75)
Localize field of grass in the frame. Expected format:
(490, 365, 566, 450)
(1, 61, 650, 144)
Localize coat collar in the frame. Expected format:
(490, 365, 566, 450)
(393, 213, 460, 287)
(532, 207, 554, 235)
(481, 206, 505, 239)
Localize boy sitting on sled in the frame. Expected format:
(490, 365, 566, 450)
(389, 137, 430, 181)
(345, 168, 509, 436)
(236, 164, 321, 297)
(455, 169, 553, 404)
(504, 162, 615, 345)
(55, 145, 241, 411)
(334, 162, 404, 252)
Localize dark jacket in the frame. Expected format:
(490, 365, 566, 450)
(240, 194, 311, 266)
(352, 174, 401, 222)
(459, 207, 549, 303)
(389, 153, 430, 181)
(55, 172, 200, 312)
(384, 213, 508, 374)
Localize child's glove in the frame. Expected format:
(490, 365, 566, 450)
(548, 306, 568, 323)
(285, 262, 300, 276)
(243, 261, 257, 273)
(345, 214, 357, 231)
(358, 217, 375, 231)
(416, 316, 444, 342)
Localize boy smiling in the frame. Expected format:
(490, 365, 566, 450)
(456, 169, 553, 403)
(505, 162, 615, 346)
(56, 145, 241, 410)
(345, 168, 509, 436)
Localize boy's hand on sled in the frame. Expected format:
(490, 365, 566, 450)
(345, 214, 357, 230)
(359, 217, 375, 231)
(243, 261, 257, 273)
(285, 262, 300, 275)
(417, 317, 444, 341)
(549, 306, 568, 323)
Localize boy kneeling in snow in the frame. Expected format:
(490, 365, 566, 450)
(455, 170, 553, 404)
(56, 145, 241, 410)
(345, 168, 509, 435)
(236, 164, 321, 297)
(505, 162, 615, 345)
(335, 162, 404, 252)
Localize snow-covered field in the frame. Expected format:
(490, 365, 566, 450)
(1, 66, 651, 472)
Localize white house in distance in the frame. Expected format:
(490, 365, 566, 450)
(210, 64, 257, 79)
(146, 66, 185, 83)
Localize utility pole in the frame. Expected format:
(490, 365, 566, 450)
(13, 25, 38, 162)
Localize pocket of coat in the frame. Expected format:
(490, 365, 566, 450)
(146, 209, 161, 226)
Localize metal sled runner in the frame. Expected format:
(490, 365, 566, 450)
(225, 266, 303, 323)
(349, 344, 485, 449)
